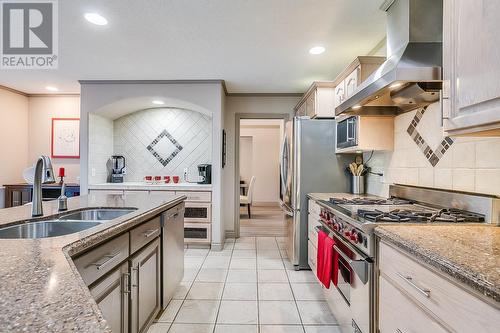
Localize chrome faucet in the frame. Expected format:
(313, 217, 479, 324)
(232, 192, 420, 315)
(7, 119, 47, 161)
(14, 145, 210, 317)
(32, 156, 55, 217)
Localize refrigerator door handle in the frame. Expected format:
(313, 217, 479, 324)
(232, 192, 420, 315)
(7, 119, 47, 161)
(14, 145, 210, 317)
(279, 135, 287, 194)
(280, 201, 294, 217)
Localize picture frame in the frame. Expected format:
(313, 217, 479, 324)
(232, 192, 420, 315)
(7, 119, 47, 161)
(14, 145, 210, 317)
(51, 118, 80, 158)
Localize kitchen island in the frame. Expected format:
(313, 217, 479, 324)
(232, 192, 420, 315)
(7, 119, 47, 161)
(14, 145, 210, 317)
(0, 192, 186, 332)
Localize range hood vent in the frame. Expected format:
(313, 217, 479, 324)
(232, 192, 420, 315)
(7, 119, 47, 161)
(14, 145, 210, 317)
(335, 0, 443, 116)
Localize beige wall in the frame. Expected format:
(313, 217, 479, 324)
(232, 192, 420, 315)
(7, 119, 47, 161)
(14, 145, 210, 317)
(364, 102, 500, 197)
(28, 96, 81, 183)
(0, 88, 29, 185)
(223, 96, 299, 235)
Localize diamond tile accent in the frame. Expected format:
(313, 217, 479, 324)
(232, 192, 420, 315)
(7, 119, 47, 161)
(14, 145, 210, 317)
(147, 130, 184, 166)
(407, 107, 454, 167)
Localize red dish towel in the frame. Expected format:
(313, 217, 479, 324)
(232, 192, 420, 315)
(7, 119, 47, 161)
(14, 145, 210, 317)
(316, 231, 339, 288)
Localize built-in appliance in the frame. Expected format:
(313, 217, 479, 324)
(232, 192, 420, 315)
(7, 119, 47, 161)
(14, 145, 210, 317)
(197, 164, 212, 184)
(314, 185, 498, 333)
(280, 117, 351, 269)
(336, 0, 443, 116)
(335, 115, 394, 153)
(109, 156, 126, 183)
(336, 116, 358, 149)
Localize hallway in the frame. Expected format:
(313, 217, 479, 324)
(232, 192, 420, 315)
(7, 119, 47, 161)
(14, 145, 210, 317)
(240, 206, 287, 237)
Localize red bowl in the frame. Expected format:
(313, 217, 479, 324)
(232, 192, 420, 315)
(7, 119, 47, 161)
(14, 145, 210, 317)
(173, 176, 180, 183)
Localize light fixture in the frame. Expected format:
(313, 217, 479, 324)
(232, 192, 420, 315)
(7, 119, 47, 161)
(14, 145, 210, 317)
(84, 13, 108, 26)
(45, 86, 58, 92)
(309, 46, 325, 55)
(152, 100, 165, 105)
(389, 82, 403, 89)
(352, 105, 362, 110)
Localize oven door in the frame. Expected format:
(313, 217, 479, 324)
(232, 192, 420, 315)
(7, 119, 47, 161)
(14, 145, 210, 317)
(336, 116, 358, 150)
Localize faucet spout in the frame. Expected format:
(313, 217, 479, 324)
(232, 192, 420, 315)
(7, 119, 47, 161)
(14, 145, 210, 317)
(32, 156, 55, 217)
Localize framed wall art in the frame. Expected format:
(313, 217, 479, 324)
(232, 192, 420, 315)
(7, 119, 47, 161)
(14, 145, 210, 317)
(51, 118, 80, 158)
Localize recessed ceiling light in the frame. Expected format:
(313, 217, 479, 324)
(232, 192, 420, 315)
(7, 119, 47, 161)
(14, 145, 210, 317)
(389, 82, 403, 89)
(45, 86, 58, 92)
(309, 46, 326, 55)
(84, 13, 108, 26)
(152, 100, 165, 105)
(352, 105, 362, 110)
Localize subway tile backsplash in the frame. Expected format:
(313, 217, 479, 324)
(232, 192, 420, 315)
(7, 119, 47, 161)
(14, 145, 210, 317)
(364, 102, 500, 197)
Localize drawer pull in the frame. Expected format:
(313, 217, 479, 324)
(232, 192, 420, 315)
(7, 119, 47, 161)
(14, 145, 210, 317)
(167, 212, 179, 219)
(143, 229, 159, 238)
(396, 272, 431, 298)
(90, 252, 120, 270)
(122, 273, 131, 294)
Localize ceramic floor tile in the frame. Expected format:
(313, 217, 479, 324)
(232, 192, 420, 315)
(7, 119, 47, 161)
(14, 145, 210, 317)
(172, 281, 192, 299)
(157, 300, 183, 322)
(185, 249, 210, 257)
(175, 300, 220, 324)
(257, 250, 282, 259)
(214, 324, 258, 333)
(258, 270, 289, 283)
(186, 282, 224, 300)
(226, 269, 258, 283)
(225, 238, 236, 243)
(182, 268, 200, 282)
(296, 301, 337, 325)
(229, 258, 257, 270)
(232, 249, 257, 258)
(257, 258, 284, 270)
(286, 270, 317, 283)
(258, 300, 301, 325)
(235, 237, 256, 243)
(223, 283, 258, 300)
(260, 325, 305, 333)
(256, 240, 278, 250)
(202, 256, 231, 269)
(184, 257, 206, 269)
(167, 323, 215, 333)
(147, 322, 171, 333)
(234, 242, 256, 250)
(196, 268, 228, 283)
(208, 249, 233, 257)
(217, 300, 258, 325)
(282, 259, 295, 271)
(258, 283, 294, 301)
(303, 326, 342, 333)
(290, 283, 325, 301)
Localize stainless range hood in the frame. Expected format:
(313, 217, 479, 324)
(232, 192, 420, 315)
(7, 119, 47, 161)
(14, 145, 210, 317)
(335, 0, 443, 116)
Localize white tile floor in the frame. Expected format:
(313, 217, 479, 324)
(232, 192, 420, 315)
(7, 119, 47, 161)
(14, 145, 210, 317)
(148, 237, 341, 333)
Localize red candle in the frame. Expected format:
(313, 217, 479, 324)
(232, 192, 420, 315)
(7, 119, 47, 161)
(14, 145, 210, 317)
(59, 167, 65, 177)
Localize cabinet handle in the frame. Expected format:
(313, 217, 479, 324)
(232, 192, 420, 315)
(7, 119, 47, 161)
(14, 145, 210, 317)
(131, 267, 138, 287)
(90, 252, 120, 270)
(143, 229, 159, 238)
(122, 273, 131, 294)
(396, 272, 431, 298)
(167, 212, 179, 219)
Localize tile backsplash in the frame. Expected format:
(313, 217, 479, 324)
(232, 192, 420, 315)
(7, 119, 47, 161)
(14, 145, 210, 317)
(364, 102, 500, 197)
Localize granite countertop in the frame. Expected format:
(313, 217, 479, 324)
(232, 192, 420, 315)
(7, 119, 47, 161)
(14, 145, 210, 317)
(0, 192, 186, 332)
(89, 182, 212, 191)
(376, 225, 500, 304)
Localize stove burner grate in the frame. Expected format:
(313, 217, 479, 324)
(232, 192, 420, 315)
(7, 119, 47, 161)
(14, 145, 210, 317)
(357, 208, 485, 223)
(329, 197, 412, 205)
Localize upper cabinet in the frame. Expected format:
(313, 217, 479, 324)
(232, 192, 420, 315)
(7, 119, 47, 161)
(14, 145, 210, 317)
(294, 82, 336, 118)
(443, 0, 500, 136)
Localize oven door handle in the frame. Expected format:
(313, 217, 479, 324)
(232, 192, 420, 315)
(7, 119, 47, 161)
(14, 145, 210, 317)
(333, 244, 369, 284)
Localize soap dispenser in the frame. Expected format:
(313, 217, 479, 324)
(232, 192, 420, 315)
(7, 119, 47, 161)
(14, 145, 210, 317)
(58, 183, 68, 212)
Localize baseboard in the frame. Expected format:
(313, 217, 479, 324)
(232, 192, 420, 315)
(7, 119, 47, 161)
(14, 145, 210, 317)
(210, 243, 224, 251)
(225, 230, 236, 239)
(252, 201, 280, 207)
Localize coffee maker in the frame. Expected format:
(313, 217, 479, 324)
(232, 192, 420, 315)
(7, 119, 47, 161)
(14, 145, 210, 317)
(110, 156, 126, 183)
(197, 164, 211, 184)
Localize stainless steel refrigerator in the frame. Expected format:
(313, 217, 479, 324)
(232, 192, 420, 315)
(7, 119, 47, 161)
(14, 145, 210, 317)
(280, 117, 351, 270)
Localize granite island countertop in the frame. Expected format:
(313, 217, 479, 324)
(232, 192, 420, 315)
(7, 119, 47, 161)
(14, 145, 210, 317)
(0, 192, 186, 332)
(375, 225, 500, 304)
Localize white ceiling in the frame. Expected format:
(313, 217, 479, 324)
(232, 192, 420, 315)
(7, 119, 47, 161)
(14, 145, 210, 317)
(0, 0, 386, 94)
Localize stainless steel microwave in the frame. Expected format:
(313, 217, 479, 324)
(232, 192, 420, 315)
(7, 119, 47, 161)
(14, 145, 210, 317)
(336, 116, 358, 149)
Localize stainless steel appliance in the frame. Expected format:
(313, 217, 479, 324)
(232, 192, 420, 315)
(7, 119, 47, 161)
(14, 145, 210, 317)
(197, 164, 212, 184)
(314, 185, 496, 333)
(110, 155, 126, 183)
(280, 117, 351, 269)
(336, 116, 358, 150)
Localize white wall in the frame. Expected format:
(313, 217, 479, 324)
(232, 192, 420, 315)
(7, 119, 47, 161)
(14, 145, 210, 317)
(28, 96, 81, 183)
(364, 102, 500, 197)
(0, 88, 29, 185)
(88, 113, 114, 184)
(223, 96, 299, 235)
(239, 137, 253, 184)
(240, 119, 283, 204)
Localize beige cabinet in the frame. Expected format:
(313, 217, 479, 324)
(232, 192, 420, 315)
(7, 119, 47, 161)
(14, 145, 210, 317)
(335, 115, 394, 153)
(443, 0, 500, 136)
(334, 82, 346, 108)
(130, 238, 161, 333)
(344, 66, 360, 99)
(295, 82, 335, 118)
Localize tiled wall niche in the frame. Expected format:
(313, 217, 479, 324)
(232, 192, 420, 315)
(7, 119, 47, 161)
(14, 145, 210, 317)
(88, 108, 212, 183)
(365, 102, 500, 197)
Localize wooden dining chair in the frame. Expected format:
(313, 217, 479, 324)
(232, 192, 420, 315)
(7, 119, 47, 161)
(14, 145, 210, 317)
(240, 176, 256, 218)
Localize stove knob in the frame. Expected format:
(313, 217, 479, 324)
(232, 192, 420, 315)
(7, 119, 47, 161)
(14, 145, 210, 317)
(349, 233, 358, 242)
(344, 230, 351, 237)
(333, 223, 339, 231)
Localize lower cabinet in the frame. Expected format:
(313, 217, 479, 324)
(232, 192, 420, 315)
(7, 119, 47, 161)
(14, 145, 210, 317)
(130, 238, 161, 333)
(89, 262, 130, 333)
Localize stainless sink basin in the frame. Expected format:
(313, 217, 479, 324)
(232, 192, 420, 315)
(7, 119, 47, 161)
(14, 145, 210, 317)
(0, 221, 102, 239)
(58, 208, 137, 221)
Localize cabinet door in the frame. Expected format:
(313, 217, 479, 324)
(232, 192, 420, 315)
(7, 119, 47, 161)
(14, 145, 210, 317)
(90, 262, 129, 333)
(443, 0, 500, 135)
(345, 66, 360, 99)
(295, 103, 306, 117)
(130, 238, 161, 333)
(334, 80, 346, 108)
(379, 275, 449, 333)
(305, 91, 316, 117)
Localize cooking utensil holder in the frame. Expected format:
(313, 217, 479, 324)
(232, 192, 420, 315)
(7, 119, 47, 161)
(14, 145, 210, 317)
(350, 175, 365, 194)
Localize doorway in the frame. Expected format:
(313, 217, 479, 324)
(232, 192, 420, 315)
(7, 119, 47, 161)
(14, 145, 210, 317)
(235, 114, 289, 237)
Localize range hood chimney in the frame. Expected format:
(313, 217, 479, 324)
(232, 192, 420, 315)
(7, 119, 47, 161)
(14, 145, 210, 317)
(335, 0, 443, 116)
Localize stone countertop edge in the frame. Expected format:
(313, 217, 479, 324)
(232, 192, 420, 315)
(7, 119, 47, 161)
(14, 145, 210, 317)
(375, 227, 500, 304)
(88, 182, 212, 190)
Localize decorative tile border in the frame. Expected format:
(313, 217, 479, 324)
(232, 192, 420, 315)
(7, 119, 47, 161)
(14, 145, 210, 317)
(147, 130, 183, 166)
(407, 107, 454, 167)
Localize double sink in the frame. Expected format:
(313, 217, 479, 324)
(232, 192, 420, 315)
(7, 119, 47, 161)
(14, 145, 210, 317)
(0, 208, 137, 239)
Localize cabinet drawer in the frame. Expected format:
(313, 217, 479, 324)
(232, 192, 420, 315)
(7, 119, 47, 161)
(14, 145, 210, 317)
(74, 233, 130, 286)
(379, 241, 500, 333)
(184, 223, 211, 243)
(130, 217, 161, 254)
(184, 202, 211, 223)
(176, 191, 211, 202)
(379, 275, 449, 333)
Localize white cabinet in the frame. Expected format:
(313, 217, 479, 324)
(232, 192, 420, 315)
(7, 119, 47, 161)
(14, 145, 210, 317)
(295, 82, 335, 118)
(344, 66, 360, 99)
(443, 0, 500, 136)
(334, 82, 346, 108)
